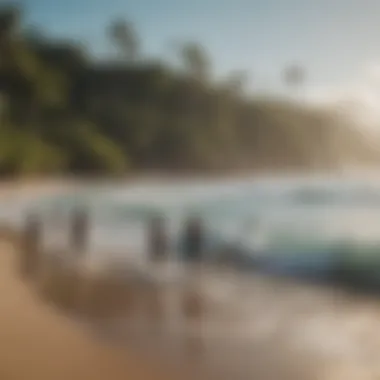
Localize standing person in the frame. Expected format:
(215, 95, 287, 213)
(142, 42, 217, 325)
(71, 208, 90, 256)
(180, 216, 206, 344)
(20, 212, 42, 278)
(145, 215, 169, 334)
(147, 215, 168, 263)
(182, 216, 205, 264)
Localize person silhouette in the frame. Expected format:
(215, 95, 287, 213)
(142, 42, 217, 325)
(71, 207, 89, 255)
(21, 212, 42, 277)
(182, 216, 205, 264)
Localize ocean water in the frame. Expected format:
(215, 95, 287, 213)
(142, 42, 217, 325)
(4, 175, 380, 276)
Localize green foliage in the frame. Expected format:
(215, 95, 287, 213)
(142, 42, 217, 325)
(0, 3, 20, 39)
(178, 42, 210, 83)
(11, 133, 67, 175)
(107, 19, 139, 62)
(0, 123, 67, 175)
(0, 5, 376, 178)
(66, 121, 129, 174)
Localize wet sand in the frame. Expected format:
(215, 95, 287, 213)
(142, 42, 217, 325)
(0, 241, 182, 380)
(6, 234, 380, 380)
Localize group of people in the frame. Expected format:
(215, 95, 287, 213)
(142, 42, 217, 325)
(59, 208, 207, 264)
(22, 208, 207, 267)
(148, 215, 205, 264)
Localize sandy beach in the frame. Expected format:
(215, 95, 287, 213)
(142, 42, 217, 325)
(0, 181, 183, 380)
(0, 241, 187, 380)
(0, 236, 317, 380)
(0, 180, 314, 380)
(5, 179, 380, 380)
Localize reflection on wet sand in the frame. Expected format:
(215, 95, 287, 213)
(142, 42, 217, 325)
(12, 212, 380, 380)
(33, 258, 380, 379)
(15, 244, 321, 379)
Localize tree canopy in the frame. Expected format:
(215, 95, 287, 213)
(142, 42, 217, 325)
(0, 4, 376, 178)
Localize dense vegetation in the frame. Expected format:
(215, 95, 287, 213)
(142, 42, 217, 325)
(0, 4, 378, 177)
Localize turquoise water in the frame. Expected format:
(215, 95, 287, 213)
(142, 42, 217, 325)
(5, 176, 380, 278)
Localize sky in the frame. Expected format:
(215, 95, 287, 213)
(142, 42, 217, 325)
(20, 0, 380, 126)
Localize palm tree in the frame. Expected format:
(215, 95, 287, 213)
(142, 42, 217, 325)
(107, 19, 139, 62)
(0, 4, 20, 40)
(23, 26, 46, 46)
(178, 41, 210, 83)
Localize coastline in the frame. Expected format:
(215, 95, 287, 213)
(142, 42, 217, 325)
(3, 175, 380, 379)
(0, 179, 321, 380)
(0, 165, 377, 197)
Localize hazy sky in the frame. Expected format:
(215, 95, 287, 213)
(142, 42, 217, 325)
(21, 0, 380, 118)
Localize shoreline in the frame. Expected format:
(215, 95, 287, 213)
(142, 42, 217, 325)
(0, 165, 378, 198)
(0, 180, 317, 380)
(3, 175, 380, 379)
(1, 166, 378, 189)
(0, 182, 184, 380)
